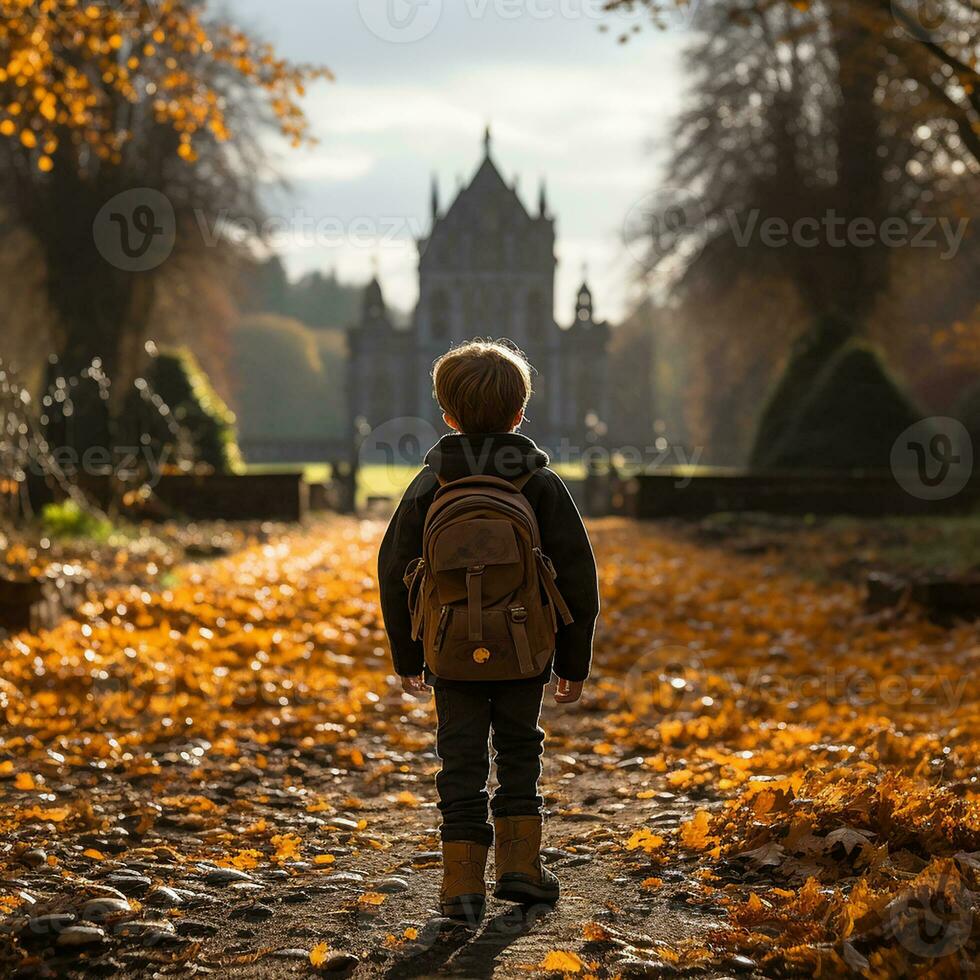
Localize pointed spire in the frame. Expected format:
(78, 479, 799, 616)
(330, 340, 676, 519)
(363, 264, 386, 321)
(430, 173, 440, 224)
(483, 123, 492, 158)
(576, 275, 594, 324)
(538, 178, 548, 218)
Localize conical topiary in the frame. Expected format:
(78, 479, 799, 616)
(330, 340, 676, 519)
(750, 312, 854, 468)
(754, 342, 921, 471)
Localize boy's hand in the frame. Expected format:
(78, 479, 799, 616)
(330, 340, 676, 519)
(554, 677, 584, 704)
(401, 674, 431, 697)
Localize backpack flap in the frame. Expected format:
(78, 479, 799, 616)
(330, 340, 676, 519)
(430, 519, 523, 641)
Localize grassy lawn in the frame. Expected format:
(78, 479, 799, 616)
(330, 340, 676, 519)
(246, 460, 588, 510)
(245, 462, 417, 510)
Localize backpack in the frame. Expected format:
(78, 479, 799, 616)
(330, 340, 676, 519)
(403, 473, 573, 681)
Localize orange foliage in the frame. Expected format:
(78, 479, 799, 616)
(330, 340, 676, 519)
(0, 0, 330, 170)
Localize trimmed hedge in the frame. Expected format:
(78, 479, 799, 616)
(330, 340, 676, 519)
(753, 341, 921, 471)
(128, 345, 243, 474)
(750, 313, 853, 468)
(230, 315, 346, 443)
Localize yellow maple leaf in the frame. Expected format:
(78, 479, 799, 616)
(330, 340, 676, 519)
(641, 877, 664, 890)
(314, 854, 336, 865)
(271, 833, 301, 862)
(83, 848, 106, 861)
(679, 810, 716, 850)
(625, 829, 665, 853)
(403, 927, 418, 940)
(539, 950, 586, 973)
(228, 849, 262, 869)
(358, 891, 386, 906)
(309, 942, 331, 967)
(14, 772, 36, 791)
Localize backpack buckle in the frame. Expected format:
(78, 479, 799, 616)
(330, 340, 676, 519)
(509, 606, 528, 623)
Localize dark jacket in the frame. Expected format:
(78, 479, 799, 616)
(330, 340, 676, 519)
(378, 433, 600, 684)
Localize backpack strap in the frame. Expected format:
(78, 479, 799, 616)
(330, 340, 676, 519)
(534, 549, 574, 626)
(403, 558, 429, 641)
(508, 606, 535, 675)
(434, 471, 538, 492)
(466, 564, 485, 641)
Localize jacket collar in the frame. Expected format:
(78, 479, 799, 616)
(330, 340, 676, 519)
(424, 433, 549, 483)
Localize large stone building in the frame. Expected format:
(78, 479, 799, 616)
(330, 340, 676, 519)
(348, 130, 610, 454)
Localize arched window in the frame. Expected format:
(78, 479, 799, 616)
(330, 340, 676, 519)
(431, 289, 450, 340)
(526, 290, 544, 335)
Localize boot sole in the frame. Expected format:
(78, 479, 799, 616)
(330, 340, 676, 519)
(441, 893, 486, 925)
(493, 873, 559, 905)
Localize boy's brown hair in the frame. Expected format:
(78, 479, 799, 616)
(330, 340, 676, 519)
(432, 340, 533, 434)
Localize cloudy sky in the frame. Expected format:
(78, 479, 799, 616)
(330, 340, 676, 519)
(228, 0, 692, 323)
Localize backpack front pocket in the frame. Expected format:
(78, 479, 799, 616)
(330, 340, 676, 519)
(430, 520, 523, 605)
(427, 606, 540, 680)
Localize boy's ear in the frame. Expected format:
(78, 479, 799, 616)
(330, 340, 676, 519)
(443, 413, 461, 432)
(512, 409, 524, 431)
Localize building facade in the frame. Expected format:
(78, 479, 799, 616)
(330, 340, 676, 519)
(348, 130, 610, 455)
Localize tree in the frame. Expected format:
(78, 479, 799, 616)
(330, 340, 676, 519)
(230, 314, 347, 445)
(0, 0, 329, 436)
(607, 0, 980, 166)
(628, 0, 975, 325)
(614, 0, 977, 462)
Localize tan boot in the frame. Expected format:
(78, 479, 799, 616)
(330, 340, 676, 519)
(440, 841, 489, 924)
(493, 816, 560, 905)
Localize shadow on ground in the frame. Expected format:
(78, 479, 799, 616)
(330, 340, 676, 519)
(386, 905, 555, 979)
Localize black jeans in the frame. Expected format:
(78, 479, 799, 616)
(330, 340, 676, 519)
(434, 681, 545, 846)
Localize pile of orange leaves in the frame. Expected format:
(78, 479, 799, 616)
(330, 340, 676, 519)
(0, 516, 978, 976)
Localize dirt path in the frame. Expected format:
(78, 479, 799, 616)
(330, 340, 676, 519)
(1, 517, 726, 978)
(4, 515, 976, 977)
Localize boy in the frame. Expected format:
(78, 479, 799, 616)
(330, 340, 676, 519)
(378, 340, 600, 923)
